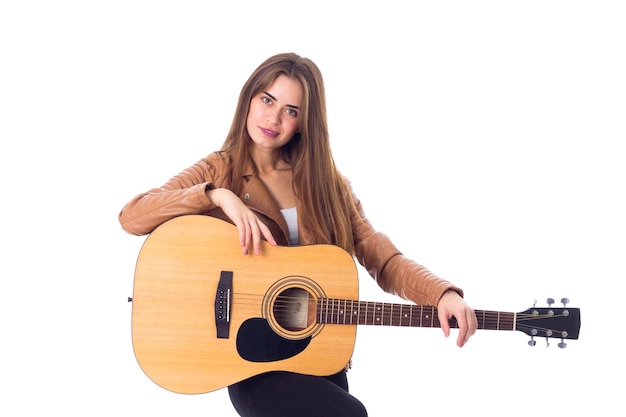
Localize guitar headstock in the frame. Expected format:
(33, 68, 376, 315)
(516, 298, 581, 348)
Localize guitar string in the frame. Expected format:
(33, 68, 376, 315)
(222, 293, 571, 336)
(231, 293, 564, 320)
(231, 294, 515, 325)
(234, 294, 565, 316)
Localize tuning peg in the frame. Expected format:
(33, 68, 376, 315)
(544, 329, 554, 347)
(547, 298, 555, 307)
(528, 329, 538, 346)
(558, 337, 568, 349)
(561, 298, 569, 307)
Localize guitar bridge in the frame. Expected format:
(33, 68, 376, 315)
(215, 271, 233, 338)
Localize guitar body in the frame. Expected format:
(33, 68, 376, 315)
(131, 215, 359, 394)
(131, 215, 582, 394)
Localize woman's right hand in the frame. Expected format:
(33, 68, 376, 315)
(206, 188, 277, 255)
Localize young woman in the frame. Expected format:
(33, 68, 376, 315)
(119, 52, 478, 417)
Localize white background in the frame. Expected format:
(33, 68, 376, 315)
(2, 1, 624, 415)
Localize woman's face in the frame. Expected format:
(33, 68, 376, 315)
(246, 74, 303, 151)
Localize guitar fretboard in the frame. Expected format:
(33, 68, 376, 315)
(317, 298, 515, 331)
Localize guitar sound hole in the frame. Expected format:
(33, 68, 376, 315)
(273, 288, 315, 331)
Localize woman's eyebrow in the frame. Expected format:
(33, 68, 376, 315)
(263, 91, 299, 110)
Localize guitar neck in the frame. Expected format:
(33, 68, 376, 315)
(317, 298, 514, 331)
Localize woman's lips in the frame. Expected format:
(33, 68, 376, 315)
(260, 127, 279, 138)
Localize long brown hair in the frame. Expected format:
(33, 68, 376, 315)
(220, 52, 355, 254)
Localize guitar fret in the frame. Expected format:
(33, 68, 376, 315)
(327, 298, 332, 324)
(374, 302, 380, 325)
(383, 303, 388, 325)
(373, 303, 380, 324)
(325, 298, 330, 324)
(317, 299, 520, 333)
(409, 306, 413, 327)
(426, 308, 435, 327)
(359, 302, 364, 325)
(317, 298, 322, 323)
(473, 310, 515, 331)
(363, 301, 369, 324)
(336, 299, 340, 324)
(337, 300, 341, 324)
(419, 305, 423, 328)
(372, 302, 380, 325)
(381, 303, 386, 325)
(349, 300, 354, 325)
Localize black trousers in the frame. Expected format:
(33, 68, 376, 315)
(227, 370, 368, 417)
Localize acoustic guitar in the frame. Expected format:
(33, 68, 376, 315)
(130, 215, 581, 394)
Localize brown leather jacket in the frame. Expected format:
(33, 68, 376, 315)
(119, 152, 462, 307)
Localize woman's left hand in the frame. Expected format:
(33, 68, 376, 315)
(437, 290, 477, 347)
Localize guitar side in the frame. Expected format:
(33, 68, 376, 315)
(131, 215, 359, 394)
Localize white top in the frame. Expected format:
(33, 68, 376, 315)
(280, 207, 299, 245)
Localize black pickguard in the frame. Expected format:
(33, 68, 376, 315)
(236, 318, 311, 362)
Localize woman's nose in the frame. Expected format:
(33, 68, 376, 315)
(266, 108, 281, 125)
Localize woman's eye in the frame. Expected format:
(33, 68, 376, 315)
(285, 108, 297, 117)
(261, 96, 272, 104)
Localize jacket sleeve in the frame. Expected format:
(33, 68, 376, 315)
(118, 155, 223, 236)
(347, 182, 463, 307)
